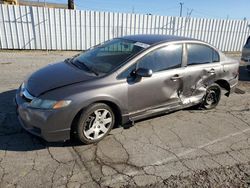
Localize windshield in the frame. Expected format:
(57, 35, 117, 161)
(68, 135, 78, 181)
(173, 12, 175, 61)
(72, 38, 146, 74)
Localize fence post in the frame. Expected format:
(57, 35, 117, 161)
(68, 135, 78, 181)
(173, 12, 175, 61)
(172, 16, 176, 35)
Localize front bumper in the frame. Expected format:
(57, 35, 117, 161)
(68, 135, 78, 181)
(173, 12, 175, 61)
(15, 89, 72, 142)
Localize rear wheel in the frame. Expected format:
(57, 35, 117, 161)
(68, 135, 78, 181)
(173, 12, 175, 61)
(75, 103, 115, 144)
(201, 83, 221, 110)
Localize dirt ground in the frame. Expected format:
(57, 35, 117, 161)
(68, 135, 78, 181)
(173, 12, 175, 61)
(0, 51, 250, 187)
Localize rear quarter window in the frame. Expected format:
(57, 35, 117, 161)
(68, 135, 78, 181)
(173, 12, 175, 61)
(187, 44, 220, 65)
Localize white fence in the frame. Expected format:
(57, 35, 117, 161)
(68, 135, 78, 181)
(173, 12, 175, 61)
(0, 4, 249, 51)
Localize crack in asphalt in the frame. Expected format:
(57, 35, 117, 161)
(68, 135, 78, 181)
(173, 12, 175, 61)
(50, 163, 61, 188)
(65, 161, 77, 188)
(47, 148, 62, 164)
(71, 146, 101, 188)
(227, 111, 250, 128)
(0, 86, 250, 187)
(0, 162, 6, 187)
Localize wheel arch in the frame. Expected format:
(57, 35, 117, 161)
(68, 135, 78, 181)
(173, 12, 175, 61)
(70, 100, 123, 138)
(215, 79, 231, 96)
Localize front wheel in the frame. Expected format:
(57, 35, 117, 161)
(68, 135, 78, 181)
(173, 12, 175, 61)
(201, 83, 221, 110)
(75, 103, 115, 144)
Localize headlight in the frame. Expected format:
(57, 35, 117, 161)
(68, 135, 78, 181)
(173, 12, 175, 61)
(30, 98, 71, 109)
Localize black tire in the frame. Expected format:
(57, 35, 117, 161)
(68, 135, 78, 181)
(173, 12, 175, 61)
(201, 83, 221, 110)
(75, 103, 115, 144)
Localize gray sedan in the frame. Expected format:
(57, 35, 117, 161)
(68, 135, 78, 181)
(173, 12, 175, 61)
(15, 35, 239, 144)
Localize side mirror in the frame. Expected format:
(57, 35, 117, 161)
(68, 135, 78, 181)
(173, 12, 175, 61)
(135, 68, 153, 77)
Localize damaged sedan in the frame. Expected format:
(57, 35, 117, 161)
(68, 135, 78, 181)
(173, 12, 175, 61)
(15, 35, 239, 144)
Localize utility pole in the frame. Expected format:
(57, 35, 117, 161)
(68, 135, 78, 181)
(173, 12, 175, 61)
(179, 2, 184, 17)
(187, 8, 193, 17)
(68, 0, 74, 9)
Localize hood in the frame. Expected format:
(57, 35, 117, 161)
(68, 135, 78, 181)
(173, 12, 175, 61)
(26, 61, 96, 96)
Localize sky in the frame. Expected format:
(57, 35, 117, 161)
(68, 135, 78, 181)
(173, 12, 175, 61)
(47, 0, 249, 20)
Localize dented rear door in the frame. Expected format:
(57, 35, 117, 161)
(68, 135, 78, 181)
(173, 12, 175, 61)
(180, 43, 223, 103)
(181, 63, 223, 103)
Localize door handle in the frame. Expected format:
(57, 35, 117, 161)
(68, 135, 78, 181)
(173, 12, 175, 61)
(171, 74, 182, 81)
(207, 68, 215, 74)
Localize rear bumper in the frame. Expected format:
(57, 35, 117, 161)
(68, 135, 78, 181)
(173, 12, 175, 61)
(15, 90, 71, 142)
(245, 62, 250, 72)
(230, 82, 237, 93)
(228, 76, 238, 94)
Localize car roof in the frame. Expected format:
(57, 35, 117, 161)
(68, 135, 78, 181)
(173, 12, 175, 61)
(120, 34, 197, 45)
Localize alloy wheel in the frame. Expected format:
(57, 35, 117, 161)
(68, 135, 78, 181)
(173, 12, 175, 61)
(83, 109, 113, 140)
(204, 86, 220, 109)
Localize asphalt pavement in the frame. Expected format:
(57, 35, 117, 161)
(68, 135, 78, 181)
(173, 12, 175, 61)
(0, 51, 249, 187)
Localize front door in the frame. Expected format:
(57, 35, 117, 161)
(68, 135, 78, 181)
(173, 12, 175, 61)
(127, 44, 185, 115)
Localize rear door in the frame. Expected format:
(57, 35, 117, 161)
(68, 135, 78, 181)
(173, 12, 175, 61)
(181, 43, 223, 103)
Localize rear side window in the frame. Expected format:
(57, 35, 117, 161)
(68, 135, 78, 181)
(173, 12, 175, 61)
(137, 44, 183, 72)
(187, 44, 219, 66)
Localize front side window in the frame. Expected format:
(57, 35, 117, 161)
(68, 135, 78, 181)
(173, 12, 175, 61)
(187, 44, 219, 66)
(137, 44, 183, 72)
(118, 64, 137, 79)
(72, 39, 145, 74)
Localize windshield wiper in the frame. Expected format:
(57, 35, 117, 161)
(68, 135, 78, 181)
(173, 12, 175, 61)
(81, 62, 99, 76)
(65, 58, 83, 70)
(65, 58, 99, 76)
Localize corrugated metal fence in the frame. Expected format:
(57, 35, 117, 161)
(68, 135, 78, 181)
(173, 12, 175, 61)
(0, 4, 249, 51)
